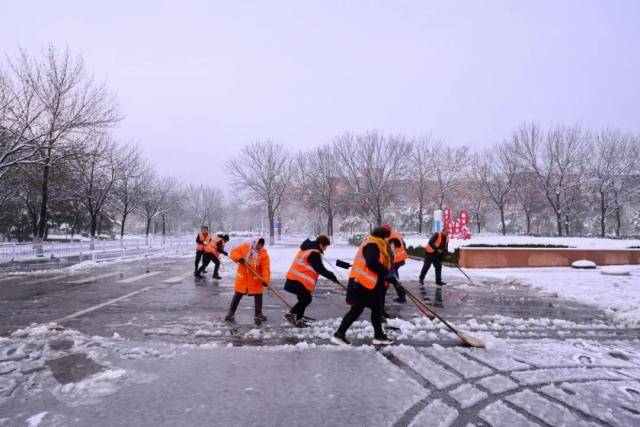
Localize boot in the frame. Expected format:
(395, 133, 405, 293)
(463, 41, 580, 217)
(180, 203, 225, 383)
(372, 334, 394, 345)
(330, 332, 351, 346)
(436, 281, 447, 286)
(393, 296, 407, 303)
(284, 313, 298, 326)
(254, 295, 266, 322)
(212, 274, 222, 280)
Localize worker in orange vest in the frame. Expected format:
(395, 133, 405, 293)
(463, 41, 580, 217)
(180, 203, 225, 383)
(196, 234, 229, 279)
(283, 235, 338, 327)
(385, 225, 408, 303)
(331, 226, 398, 346)
(194, 226, 211, 275)
(419, 230, 449, 286)
(224, 237, 271, 322)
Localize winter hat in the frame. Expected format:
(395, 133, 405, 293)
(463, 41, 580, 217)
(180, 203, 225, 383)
(222, 234, 230, 242)
(316, 235, 331, 246)
(371, 226, 391, 239)
(381, 224, 392, 233)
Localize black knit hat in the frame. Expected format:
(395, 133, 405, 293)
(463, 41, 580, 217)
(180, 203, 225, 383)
(316, 235, 331, 246)
(371, 226, 391, 239)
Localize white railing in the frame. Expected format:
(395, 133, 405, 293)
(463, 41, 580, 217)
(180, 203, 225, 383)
(0, 236, 193, 262)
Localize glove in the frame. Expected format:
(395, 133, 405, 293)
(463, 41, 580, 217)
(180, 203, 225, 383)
(326, 272, 338, 283)
(221, 251, 228, 256)
(237, 258, 246, 265)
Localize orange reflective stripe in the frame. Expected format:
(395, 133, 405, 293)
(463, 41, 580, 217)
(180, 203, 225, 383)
(349, 238, 388, 290)
(196, 233, 211, 251)
(286, 249, 320, 291)
(425, 233, 442, 254)
(389, 232, 408, 262)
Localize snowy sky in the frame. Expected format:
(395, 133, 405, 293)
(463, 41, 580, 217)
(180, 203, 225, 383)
(2, 1, 640, 185)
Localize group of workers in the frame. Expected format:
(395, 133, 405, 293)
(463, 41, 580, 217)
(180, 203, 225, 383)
(193, 225, 449, 346)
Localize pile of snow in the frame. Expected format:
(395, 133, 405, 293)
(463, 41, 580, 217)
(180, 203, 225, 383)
(571, 260, 597, 269)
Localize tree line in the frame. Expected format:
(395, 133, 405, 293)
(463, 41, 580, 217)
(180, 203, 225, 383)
(0, 46, 235, 242)
(227, 126, 640, 241)
(2, 46, 639, 242)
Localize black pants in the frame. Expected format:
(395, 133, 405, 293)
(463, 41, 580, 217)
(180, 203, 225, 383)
(197, 253, 220, 276)
(420, 253, 443, 282)
(227, 292, 263, 316)
(195, 250, 204, 271)
(390, 263, 406, 299)
(337, 280, 385, 338)
(284, 279, 312, 318)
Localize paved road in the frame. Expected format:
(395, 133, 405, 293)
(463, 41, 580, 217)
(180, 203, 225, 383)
(1, 251, 639, 426)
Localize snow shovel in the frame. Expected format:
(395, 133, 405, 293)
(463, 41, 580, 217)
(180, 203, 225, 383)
(453, 262, 479, 286)
(398, 282, 485, 348)
(226, 255, 317, 322)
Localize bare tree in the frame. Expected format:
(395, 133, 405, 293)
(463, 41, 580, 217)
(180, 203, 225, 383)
(67, 134, 122, 243)
(587, 129, 640, 237)
(11, 46, 122, 242)
(512, 170, 547, 235)
(138, 175, 180, 243)
(512, 123, 587, 236)
(183, 183, 225, 230)
(0, 66, 43, 179)
(334, 131, 412, 226)
(425, 143, 471, 210)
(411, 135, 434, 233)
(110, 143, 152, 241)
(293, 144, 342, 236)
(460, 156, 488, 234)
(226, 140, 290, 244)
(476, 142, 519, 235)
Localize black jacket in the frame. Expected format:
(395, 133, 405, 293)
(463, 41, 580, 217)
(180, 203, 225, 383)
(299, 239, 333, 280)
(362, 242, 390, 279)
(427, 232, 448, 254)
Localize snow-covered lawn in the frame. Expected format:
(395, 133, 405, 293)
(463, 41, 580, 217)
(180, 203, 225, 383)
(403, 233, 640, 250)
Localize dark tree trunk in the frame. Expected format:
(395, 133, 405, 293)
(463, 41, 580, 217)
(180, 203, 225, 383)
(90, 213, 98, 237)
(555, 210, 563, 237)
(327, 212, 334, 237)
(36, 159, 51, 240)
(499, 205, 506, 236)
(524, 210, 531, 235)
(599, 192, 606, 238)
(120, 212, 128, 239)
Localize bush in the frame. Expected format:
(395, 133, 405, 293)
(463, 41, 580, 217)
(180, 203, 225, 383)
(348, 233, 367, 246)
(406, 245, 460, 266)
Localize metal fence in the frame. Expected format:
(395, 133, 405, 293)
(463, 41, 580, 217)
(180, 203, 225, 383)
(0, 237, 193, 263)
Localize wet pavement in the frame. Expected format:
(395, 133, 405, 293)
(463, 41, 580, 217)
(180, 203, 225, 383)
(1, 249, 640, 426)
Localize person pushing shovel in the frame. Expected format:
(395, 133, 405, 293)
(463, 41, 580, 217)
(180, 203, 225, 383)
(283, 235, 339, 327)
(224, 237, 271, 322)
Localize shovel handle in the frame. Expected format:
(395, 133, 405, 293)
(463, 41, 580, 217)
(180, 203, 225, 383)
(225, 255, 293, 309)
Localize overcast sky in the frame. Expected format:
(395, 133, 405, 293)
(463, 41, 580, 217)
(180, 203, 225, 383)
(3, 1, 640, 185)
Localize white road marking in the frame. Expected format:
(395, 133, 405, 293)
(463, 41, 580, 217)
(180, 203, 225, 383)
(117, 271, 163, 283)
(29, 273, 78, 284)
(162, 273, 192, 284)
(67, 271, 122, 284)
(52, 286, 153, 323)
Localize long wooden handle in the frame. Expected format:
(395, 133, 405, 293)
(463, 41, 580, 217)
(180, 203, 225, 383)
(400, 283, 459, 334)
(226, 255, 292, 309)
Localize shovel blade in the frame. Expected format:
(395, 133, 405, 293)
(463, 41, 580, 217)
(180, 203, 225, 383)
(457, 331, 485, 348)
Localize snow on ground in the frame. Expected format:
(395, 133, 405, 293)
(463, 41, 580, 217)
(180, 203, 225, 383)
(470, 265, 640, 326)
(403, 233, 640, 250)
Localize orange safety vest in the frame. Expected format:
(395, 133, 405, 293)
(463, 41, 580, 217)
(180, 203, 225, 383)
(349, 237, 391, 290)
(425, 232, 447, 254)
(286, 249, 320, 292)
(205, 236, 224, 256)
(389, 231, 408, 262)
(196, 232, 211, 251)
